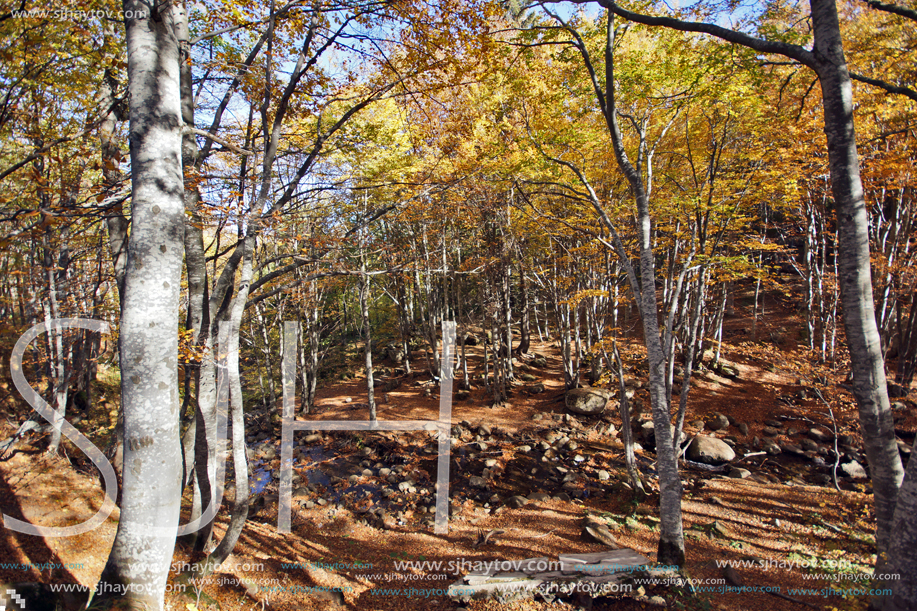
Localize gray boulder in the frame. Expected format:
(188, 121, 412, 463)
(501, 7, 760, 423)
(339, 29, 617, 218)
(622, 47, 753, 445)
(687, 435, 736, 464)
(706, 412, 730, 431)
(565, 388, 614, 415)
(841, 461, 867, 479)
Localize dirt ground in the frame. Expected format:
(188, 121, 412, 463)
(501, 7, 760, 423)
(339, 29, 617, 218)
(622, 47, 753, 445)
(0, 288, 914, 611)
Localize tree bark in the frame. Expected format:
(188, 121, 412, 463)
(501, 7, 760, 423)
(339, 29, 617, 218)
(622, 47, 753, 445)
(601, 11, 684, 566)
(197, 245, 253, 575)
(95, 1, 185, 606)
(808, 0, 903, 559)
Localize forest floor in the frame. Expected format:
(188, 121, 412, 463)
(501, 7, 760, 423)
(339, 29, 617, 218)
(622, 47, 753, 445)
(0, 284, 915, 611)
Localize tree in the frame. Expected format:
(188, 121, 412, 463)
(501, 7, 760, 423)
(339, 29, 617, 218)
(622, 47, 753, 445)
(93, 0, 186, 607)
(564, 0, 910, 604)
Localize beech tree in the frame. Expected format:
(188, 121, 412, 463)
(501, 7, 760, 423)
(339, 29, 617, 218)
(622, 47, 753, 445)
(94, 0, 185, 607)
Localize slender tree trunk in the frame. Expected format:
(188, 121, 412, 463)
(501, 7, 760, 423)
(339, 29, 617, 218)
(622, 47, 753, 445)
(96, 1, 185, 605)
(198, 244, 253, 574)
(361, 257, 376, 421)
(601, 12, 684, 565)
(613, 341, 644, 494)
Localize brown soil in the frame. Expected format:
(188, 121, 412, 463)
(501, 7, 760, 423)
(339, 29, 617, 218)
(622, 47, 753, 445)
(1, 291, 914, 611)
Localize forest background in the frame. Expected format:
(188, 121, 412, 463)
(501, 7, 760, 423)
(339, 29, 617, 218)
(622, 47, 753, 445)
(0, 0, 916, 609)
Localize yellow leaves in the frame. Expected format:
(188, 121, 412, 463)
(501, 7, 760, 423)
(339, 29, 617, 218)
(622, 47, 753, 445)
(561, 288, 610, 307)
(178, 329, 209, 364)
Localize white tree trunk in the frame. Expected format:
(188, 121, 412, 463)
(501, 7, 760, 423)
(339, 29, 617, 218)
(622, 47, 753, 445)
(96, 1, 185, 607)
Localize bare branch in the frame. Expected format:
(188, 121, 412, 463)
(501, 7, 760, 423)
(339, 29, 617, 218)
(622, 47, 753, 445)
(850, 72, 917, 103)
(184, 127, 255, 156)
(863, 0, 917, 21)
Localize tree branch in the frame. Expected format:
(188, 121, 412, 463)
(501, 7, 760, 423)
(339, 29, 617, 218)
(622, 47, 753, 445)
(850, 72, 917, 103)
(184, 127, 255, 156)
(569, 0, 816, 67)
(863, 0, 917, 21)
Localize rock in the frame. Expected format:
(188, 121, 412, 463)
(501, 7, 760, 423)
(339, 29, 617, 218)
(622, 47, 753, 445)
(517, 445, 532, 453)
(762, 426, 781, 437)
(504, 495, 529, 509)
(597, 469, 611, 481)
(715, 362, 740, 380)
(564, 414, 582, 428)
(765, 419, 783, 428)
(469, 476, 487, 488)
(888, 382, 909, 398)
(728, 467, 751, 479)
(455, 390, 470, 401)
(641, 421, 657, 443)
(707, 413, 730, 431)
(479, 424, 492, 436)
(781, 443, 805, 456)
(564, 388, 614, 415)
(583, 518, 622, 549)
(690, 419, 705, 431)
(523, 384, 545, 395)
(737, 422, 749, 436)
(519, 373, 537, 382)
(711, 521, 729, 537)
(304, 433, 322, 444)
(687, 436, 736, 464)
(801, 439, 819, 452)
(723, 564, 744, 587)
(528, 492, 551, 502)
(464, 333, 480, 346)
(532, 355, 548, 368)
(807, 428, 829, 443)
(763, 442, 782, 455)
(841, 461, 867, 479)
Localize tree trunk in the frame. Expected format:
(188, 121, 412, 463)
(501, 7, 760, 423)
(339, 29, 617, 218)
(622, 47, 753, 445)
(602, 12, 684, 565)
(880, 436, 917, 610)
(360, 263, 376, 421)
(810, 0, 904, 559)
(96, 0, 185, 605)
(197, 239, 254, 575)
